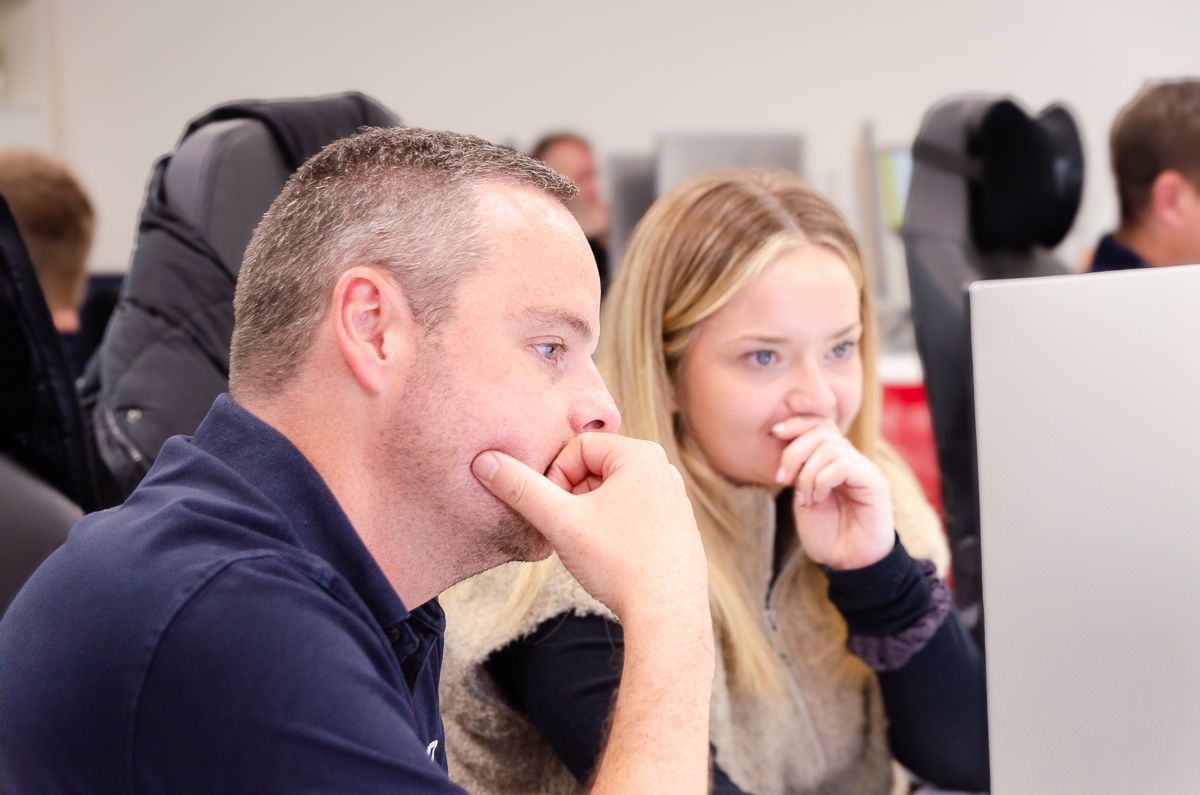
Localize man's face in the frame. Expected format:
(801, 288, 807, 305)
(384, 183, 619, 564)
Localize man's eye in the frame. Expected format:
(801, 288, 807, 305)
(534, 343, 562, 360)
(747, 350, 777, 367)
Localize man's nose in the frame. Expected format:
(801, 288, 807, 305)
(569, 363, 622, 435)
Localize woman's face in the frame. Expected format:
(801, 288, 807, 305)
(677, 244, 863, 488)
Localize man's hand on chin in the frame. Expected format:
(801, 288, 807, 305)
(471, 433, 714, 794)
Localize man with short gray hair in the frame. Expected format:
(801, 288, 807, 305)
(0, 127, 715, 794)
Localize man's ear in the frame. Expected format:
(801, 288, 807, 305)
(1150, 170, 1194, 229)
(331, 266, 417, 394)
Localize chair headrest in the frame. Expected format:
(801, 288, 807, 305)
(163, 118, 290, 275)
(161, 92, 400, 276)
(967, 100, 1084, 251)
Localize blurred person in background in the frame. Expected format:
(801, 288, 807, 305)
(440, 170, 989, 795)
(0, 149, 95, 370)
(532, 132, 611, 287)
(1091, 79, 1200, 272)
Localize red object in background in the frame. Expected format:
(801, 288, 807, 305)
(881, 384, 942, 516)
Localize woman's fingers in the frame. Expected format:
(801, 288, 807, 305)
(795, 440, 847, 505)
(776, 424, 847, 487)
(770, 415, 828, 441)
(810, 458, 854, 505)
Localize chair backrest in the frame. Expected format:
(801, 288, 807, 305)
(87, 118, 290, 495)
(901, 95, 1084, 644)
(0, 453, 82, 618)
(86, 94, 398, 499)
(163, 118, 293, 278)
(0, 196, 93, 613)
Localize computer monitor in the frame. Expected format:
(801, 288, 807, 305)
(972, 265, 1200, 793)
(604, 154, 656, 279)
(655, 133, 803, 195)
(606, 135, 805, 279)
(854, 123, 915, 347)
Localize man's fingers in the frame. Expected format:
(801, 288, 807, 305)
(545, 432, 642, 491)
(544, 441, 589, 492)
(472, 450, 571, 530)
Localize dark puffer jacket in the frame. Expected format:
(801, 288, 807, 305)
(82, 93, 398, 501)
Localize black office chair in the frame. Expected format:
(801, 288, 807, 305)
(0, 195, 96, 614)
(83, 93, 399, 500)
(902, 96, 1084, 648)
(0, 453, 82, 616)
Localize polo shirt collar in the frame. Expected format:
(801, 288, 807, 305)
(1091, 233, 1147, 272)
(191, 394, 413, 633)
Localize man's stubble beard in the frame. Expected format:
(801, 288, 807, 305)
(382, 342, 552, 576)
(490, 505, 554, 564)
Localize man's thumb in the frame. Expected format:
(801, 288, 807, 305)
(472, 450, 568, 529)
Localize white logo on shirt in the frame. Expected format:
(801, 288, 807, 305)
(426, 739, 439, 761)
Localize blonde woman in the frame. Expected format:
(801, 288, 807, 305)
(440, 171, 988, 794)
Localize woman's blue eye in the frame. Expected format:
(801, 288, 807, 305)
(830, 342, 855, 360)
(748, 350, 777, 366)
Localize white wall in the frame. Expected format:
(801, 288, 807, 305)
(23, 0, 1200, 271)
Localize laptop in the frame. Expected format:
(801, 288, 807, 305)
(971, 264, 1200, 793)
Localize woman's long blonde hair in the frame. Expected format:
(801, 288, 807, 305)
(507, 170, 884, 696)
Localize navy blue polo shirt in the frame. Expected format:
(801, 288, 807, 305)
(0, 395, 465, 794)
(1089, 233, 1147, 272)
